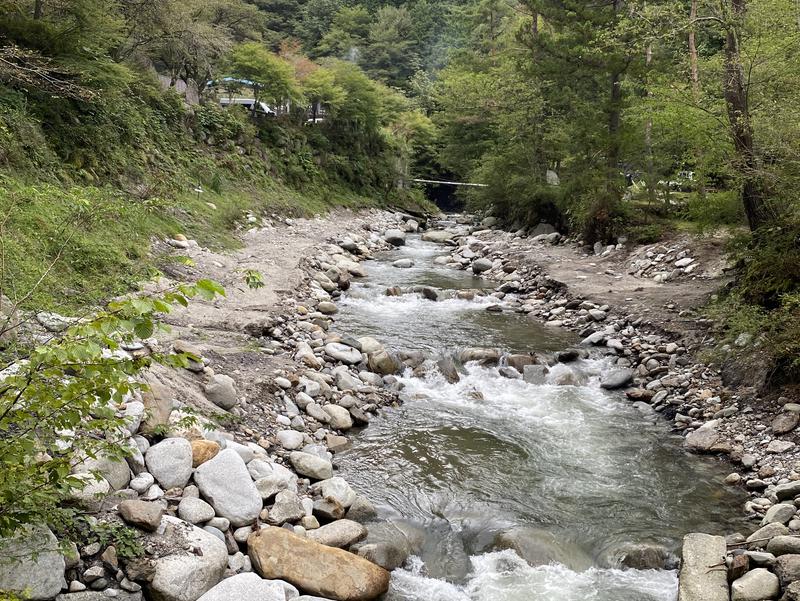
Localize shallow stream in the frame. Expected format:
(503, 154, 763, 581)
(334, 233, 744, 601)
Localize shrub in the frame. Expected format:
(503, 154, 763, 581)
(0, 279, 224, 536)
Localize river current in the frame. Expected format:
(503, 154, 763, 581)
(333, 233, 744, 600)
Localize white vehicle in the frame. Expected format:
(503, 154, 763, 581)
(219, 97, 276, 116)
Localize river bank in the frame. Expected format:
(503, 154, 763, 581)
(418, 215, 800, 600)
(1, 209, 793, 601)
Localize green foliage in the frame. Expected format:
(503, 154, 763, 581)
(730, 221, 800, 308)
(681, 191, 745, 232)
(86, 520, 144, 560)
(227, 42, 301, 107)
(0, 280, 224, 536)
(243, 269, 266, 290)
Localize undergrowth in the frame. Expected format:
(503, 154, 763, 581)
(705, 219, 800, 387)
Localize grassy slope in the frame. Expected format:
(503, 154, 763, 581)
(0, 62, 435, 315)
(0, 174, 425, 314)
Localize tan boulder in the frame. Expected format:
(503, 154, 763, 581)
(191, 440, 221, 468)
(367, 350, 399, 376)
(248, 526, 390, 601)
(140, 373, 175, 434)
(0, 294, 19, 345)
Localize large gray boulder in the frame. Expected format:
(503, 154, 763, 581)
(471, 258, 492, 274)
(312, 477, 356, 509)
(383, 229, 406, 246)
(684, 422, 724, 454)
(267, 490, 305, 526)
(276, 430, 305, 450)
(767, 535, 800, 556)
(250, 460, 298, 500)
(289, 451, 333, 481)
(194, 449, 262, 527)
(775, 481, 800, 501)
(178, 497, 216, 525)
(0, 525, 66, 600)
(730, 568, 779, 601)
(747, 523, 790, 549)
(145, 438, 193, 490)
(677, 533, 728, 601)
(324, 343, 363, 365)
(776, 554, 800, 587)
(762, 503, 797, 526)
(324, 405, 353, 430)
(75, 453, 131, 491)
(148, 517, 228, 601)
(599, 368, 634, 390)
(204, 375, 238, 411)
(197, 573, 287, 601)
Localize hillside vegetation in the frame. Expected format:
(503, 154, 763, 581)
(0, 0, 438, 312)
(2, 0, 800, 380)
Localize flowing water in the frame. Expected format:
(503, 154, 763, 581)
(334, 234, 745, 601)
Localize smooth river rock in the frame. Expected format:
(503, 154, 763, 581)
(148, 517, 228, 601)
(731, 568, 779, 601)
(471, 258, 492, 274)
(194, 449, 262, 527)
(290, 451, 333, 480)
(197, 573, 287, 601)
(248, 527, 390, 601)
(383, 229, 406, 246)
(677, 533, 728, 601)
(145, 437, 193, 490)
(762, 503, 797, 526)
(325, 343, 363, 365)
(767, 535, 800, 556)
(178, 497, 216, 524)
(0, 525, 66, 600)
(599, 368, 634, 390)
(307, 519, 367, 548)
(204, 374, 239, 410)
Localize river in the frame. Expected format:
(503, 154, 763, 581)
(334, 231, 744, 601)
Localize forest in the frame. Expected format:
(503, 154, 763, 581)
(3, 0, 799, 378)
(3, 2, 800, 599)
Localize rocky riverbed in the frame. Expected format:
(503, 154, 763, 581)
(414, 214, 800, 601)
(0, 209, 796, 601)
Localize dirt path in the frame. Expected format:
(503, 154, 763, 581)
(505, 233, 731, 345)
(160, 209, 377, 339)
(139, 208, 391, 425)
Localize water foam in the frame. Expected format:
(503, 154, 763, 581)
(388, 551, 678, 601)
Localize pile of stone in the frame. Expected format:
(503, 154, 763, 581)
(627, 243, 700, 282)
(680, 524, 800, 601)
(0, 211, 426, 601)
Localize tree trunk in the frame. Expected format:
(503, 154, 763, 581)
(33, 0, 43, 19)
(689, 0, 699, 98)
(688, 0, 707, 198)
(723, 0, 770, 230)
(644, 43, 657, 206)
(606, 0, 624, 196)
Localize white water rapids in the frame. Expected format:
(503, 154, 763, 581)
(332, 234, 744, 600)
